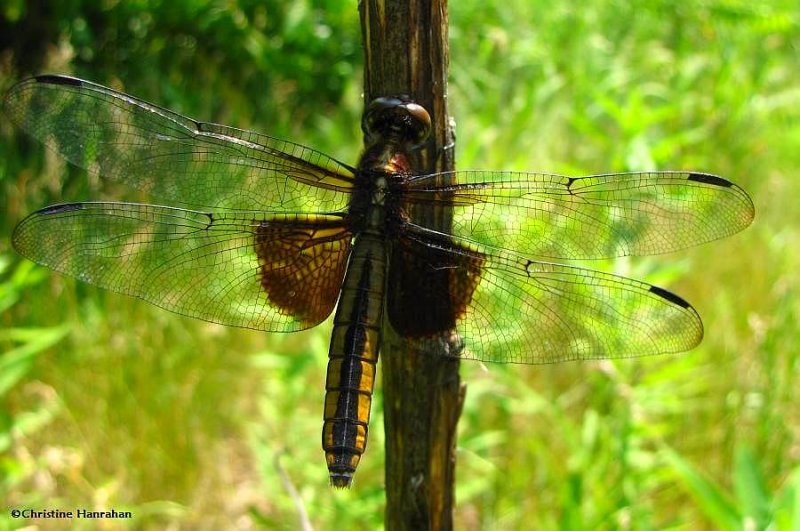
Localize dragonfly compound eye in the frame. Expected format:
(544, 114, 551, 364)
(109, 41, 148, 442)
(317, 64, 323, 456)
(363, 96, 432, 146)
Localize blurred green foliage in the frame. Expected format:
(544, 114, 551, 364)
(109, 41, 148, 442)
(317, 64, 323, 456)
(1, 0, 798, 529)
(1, 0, 360, 124)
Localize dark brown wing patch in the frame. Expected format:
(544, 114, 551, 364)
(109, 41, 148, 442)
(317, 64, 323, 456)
(255, 215, 352, 327)
(387, 231, 484, 337)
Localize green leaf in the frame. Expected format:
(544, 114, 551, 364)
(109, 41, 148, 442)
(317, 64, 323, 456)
(0, 326, 70, 396)
(773, 467, 800, 531)
(662, 446, 741, 530)
(733, 444, 771, 528)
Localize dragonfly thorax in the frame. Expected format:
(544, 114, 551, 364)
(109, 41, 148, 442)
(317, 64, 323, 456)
(347, 167, 408, 236)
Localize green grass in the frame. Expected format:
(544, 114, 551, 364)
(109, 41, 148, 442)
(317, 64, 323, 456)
(2, 0, 798, 529)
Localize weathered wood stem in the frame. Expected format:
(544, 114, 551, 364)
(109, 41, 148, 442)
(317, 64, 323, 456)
(359, 1, 463, 529)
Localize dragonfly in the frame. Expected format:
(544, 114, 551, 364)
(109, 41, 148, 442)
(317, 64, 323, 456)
(4, 75, 754, 488)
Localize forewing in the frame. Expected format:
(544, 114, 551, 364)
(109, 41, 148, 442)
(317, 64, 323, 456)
(3, 75, 354, 212)
(12, 203, 351, 331)
(391, 226, 702, 363)
(407, 171, 754, 259)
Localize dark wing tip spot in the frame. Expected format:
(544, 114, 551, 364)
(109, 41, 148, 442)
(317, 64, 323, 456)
(34, 74, 83, 87)
(688, 173, 733, 188)
(649, 285, 691, 308)
(38, 203, 84, 215)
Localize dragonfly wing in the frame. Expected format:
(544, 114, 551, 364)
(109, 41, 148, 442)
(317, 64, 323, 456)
(389, 225, 702, 363)
(3, 75, 355, 212)
(407, 171, 754, 259)
(12, 203, 352, 331)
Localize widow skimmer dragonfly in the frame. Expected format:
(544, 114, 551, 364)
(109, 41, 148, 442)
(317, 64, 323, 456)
(4, 75, 754, 488)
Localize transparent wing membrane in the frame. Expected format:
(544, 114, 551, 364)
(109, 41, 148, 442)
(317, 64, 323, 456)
(408, 171, 754, 259)
(4, 75, 355, 212)
(393, 226, 702, 363)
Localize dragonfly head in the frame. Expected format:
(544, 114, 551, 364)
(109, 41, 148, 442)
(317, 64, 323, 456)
(362, 96, 432, 148)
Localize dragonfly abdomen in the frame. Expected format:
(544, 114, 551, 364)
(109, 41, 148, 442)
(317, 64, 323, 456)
(323, 232, 387, 488)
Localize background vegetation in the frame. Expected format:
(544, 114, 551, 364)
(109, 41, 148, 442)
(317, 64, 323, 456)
(1, 0, 797, 529)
